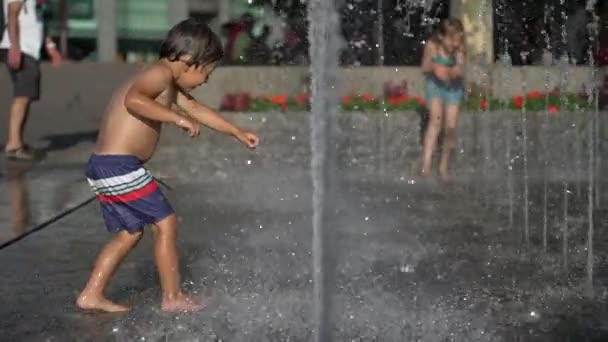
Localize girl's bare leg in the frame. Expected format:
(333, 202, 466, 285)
(421, 98, 444, 176)
(152, 214, 204, 312)
(439, 103, 460, 182)
(76, 230, 143, 312)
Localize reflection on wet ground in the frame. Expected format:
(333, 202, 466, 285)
(0, 160, 92, 247)
(1, 115, 607, 341)
(4, 162, 31, 238)
(1, 166, 607, 340)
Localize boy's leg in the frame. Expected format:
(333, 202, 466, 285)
(421, 98, 444, 176)
(152, 214, 203, 312)
(439, 103, 460, 181)
(77, 230, 143, 312)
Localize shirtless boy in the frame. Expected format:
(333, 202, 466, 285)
(76, 19, 259, 313)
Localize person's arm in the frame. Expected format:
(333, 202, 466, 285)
(44, 36, 62, 67)
(124, 65, 185, 123)
(123, 65, 200, 137)
(6, 0, 23, 69)
(176, 89, 259, 148)
(421, 41, 436, 74)
(450, 48, 466, 79)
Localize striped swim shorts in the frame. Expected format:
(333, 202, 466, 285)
(86, 154, 174, 233)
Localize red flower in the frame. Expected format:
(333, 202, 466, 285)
(295, 93, 309, 105)
(513, 95, 524, 108)
(480, 99, 488, 110)
(360, 93, 375, 102)
(526, 90, 543, 99)
(389, 95, 409, 105)
(389, 96, 400, 106)
(342, 95, 352, 104)
(548, 105, 558, 113)
(271, 95, 288, 105)
(416, 97, 425, 105)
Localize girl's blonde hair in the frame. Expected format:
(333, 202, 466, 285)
(430, 17, 464, 41)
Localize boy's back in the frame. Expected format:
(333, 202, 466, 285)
(95, 64, 180, 162)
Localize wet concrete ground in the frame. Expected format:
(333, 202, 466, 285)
(1, 114, 608, 341)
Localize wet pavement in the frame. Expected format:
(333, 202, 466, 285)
(1, 113, 608, 341)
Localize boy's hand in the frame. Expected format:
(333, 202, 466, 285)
(175, 116, 200, 137)
(234, 130, 259, 149)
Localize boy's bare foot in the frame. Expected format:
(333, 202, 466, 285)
(161, 293, 205, 313)
(76, 292, 129, 313)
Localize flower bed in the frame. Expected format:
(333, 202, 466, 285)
(220, 90, 600, 113)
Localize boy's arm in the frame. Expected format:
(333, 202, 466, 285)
(124, 65, 185, 124)
(6, 0, 22, 69)
(176, 90, 259, 148)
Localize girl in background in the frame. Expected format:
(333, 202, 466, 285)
(420, 18, 465, 182)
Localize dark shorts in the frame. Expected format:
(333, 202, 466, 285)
(0, 49, 41, 100)
(86, 154, 174, 233)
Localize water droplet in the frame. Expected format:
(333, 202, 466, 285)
(112, 327, 119, 333)
(408, 179, 416, 185)
(400, 264, 414, 273)
(291, 136, 296, 140)
(247, 160, 252, 165)
(259, 225, 264, 229)
(364, 216, 369, 221)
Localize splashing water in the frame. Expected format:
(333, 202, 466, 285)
(585, 2, 599, 297)
(520, 52, 530, 245)
(542, 3, 553, 252)
(308, 1, 340, 340)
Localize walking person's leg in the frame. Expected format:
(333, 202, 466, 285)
(2, 52, 41, 160)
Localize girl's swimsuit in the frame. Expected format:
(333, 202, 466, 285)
(425, 53, 464, 105)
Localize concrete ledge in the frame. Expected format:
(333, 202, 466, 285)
(0, 64, 603, 114)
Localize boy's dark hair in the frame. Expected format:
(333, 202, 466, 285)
(160, 18, 224, 66)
